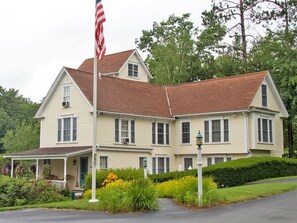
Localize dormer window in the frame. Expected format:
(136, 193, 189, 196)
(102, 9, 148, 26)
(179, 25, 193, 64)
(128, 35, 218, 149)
(262, 84, 267, 107)
(62, 85, 71, 107)
(128, 63, 138, 78)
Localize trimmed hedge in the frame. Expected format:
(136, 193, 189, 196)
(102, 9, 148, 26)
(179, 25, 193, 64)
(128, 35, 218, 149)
(149, 157, 297, 187)
(84, 168, 144, 190)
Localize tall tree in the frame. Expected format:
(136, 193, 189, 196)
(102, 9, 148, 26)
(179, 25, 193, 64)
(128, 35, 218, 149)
(0, 86, 39, 124)
(1, 121, 40, 154)
(201, 0, 261, 62)
(254, 0, 297, 41)
(250, 31, 297, 157)
(136, 14, 198, 84)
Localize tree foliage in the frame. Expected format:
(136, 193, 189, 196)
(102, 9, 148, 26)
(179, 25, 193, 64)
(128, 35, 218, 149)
(0, 86, 39, 153)
(1, 121, 40, 154)
(136, 14, 198, 84)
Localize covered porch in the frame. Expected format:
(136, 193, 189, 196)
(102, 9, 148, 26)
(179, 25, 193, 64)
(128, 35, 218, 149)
(4, 146, 94, 189)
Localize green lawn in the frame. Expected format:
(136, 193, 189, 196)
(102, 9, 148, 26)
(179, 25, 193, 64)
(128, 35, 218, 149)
(218, 181, 297, 204)
(1, 179, 297, 212)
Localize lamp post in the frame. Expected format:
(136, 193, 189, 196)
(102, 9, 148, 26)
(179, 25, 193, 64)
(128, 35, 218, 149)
(196, 130, 203, 207)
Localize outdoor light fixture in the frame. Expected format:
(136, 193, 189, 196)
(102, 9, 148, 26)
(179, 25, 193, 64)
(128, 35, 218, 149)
(72, 159, 77, 166)
(196, 130, 203, 207)
(196, 130, 203, 148)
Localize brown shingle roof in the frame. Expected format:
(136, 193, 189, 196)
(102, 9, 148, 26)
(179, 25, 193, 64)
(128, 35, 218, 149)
(66, 68, 172, 118)
(6, 146, 91, 157)
(78, 49, 135, 74)
(167, 71, 268, 115)
(66, 67, 267, 118)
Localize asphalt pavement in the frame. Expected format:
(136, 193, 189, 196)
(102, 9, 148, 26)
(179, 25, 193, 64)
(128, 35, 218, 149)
(1, 190, 297, 223)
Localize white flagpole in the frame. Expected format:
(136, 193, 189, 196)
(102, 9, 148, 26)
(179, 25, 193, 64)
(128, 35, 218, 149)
(89, 29, 99, 204)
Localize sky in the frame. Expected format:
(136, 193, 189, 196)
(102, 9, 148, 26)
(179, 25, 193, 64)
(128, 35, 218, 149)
(0, 0, 211, 103)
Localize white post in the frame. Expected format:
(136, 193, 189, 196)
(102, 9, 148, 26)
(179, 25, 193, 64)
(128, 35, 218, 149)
(197, 147, 203, 207)
(143, 156, 148, 179)
(36, 159, 39, 180)
(89, 41, 99, 203)
(63, 158, 68, 188)
(11, 159, 14, 178)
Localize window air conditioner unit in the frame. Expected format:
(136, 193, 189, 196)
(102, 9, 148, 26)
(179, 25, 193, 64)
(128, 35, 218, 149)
(62, 101, 70, 107)
(122, 138, 129, 144)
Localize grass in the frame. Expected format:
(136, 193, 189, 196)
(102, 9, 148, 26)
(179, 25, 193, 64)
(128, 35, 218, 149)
(245, 176, 297, 184)
(1, 178, 297, 212)
(0, 199, 101, 212)
(218, 181, 297, 204)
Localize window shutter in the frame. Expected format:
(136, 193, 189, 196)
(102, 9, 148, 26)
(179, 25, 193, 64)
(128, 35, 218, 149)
(115, 119, 119, 142)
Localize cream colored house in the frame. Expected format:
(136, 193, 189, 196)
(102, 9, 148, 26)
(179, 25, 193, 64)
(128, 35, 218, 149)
(5, 49, 288, 189)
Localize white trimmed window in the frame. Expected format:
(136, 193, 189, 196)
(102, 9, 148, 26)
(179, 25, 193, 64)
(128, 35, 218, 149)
(262, 84, 267, 107)
(204, 119, 229, 143)
(258, 117, 273, 143)
(139, 157, 145, 168)
(181, 121, 191, 144)
(152, 122, 169, 145)
(152, 157, 170, 174)
(207, 156, 232, 166)
(184, 158, 193, 170)
(62, 85, 71, 108)
(115, 118, 135, 144)
(128, 63, 139, 78)
(99, 156, 108, 170)
(57, 116, 77, 142)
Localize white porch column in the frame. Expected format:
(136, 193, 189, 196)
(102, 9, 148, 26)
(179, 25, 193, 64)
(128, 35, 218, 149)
(63, 157, 67, 188)
(36, 159, 39, 180)
(10, 159, 14, 178)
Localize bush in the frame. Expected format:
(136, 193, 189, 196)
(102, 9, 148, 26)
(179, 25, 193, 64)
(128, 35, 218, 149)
(156, 176, 221, 207)
(126, 179, 159, 211)
(0, 175, 63, 207)
(0, 155, 10, 176)
(84, 177, 158, 212)
(150, 157, 297, 187)
(84, 168, 144, 190)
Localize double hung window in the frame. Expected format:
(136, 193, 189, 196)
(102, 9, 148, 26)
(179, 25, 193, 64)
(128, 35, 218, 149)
(204, 119, 229, 143)
(152, 122, 169, 145)
(115, 118, 135, 144)
(57, 116, 77, 142)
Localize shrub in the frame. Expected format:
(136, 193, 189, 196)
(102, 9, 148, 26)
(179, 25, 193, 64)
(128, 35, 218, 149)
(84, 168, 143, 190)
(0, 155, 11, 176)
(0, 175, 63, 207)
(84, 178, 158, 212)
(126, 179, 159, 211)
(42, 164, 52, 179)
(150, 157, 297, 187)
(156, 176, 221, 207)
(96, 187, 129, 213)
(21, 180, 62, 204)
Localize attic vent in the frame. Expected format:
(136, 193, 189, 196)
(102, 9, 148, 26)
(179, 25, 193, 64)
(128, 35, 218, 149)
(62, 101, 70, 108)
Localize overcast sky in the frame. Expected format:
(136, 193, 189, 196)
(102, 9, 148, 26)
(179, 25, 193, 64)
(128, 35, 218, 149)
(0, 0, 211, 102)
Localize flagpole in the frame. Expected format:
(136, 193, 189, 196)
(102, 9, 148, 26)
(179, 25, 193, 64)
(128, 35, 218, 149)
(89, 0, 105, 203)
(89, 14, 99, 204)
(89, 41, 98, 203)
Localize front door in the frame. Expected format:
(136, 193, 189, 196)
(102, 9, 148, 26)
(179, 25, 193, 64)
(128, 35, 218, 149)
(80, 157, 88, 187)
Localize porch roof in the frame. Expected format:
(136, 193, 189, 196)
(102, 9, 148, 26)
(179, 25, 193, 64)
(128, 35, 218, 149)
(4, 146, 92, 160)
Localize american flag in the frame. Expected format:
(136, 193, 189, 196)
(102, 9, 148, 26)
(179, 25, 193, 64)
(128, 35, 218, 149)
(95, 0, 106, 60)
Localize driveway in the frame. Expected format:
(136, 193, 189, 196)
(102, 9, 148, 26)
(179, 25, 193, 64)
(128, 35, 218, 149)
(1, 190, 297, 223)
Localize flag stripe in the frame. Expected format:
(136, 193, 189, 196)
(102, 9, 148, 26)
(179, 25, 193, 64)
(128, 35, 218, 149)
(95, 0, 106, 60)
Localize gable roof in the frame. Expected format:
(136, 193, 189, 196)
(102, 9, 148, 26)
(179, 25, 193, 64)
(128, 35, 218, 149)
(37, 68, 287, 119)
(78, 49, 135, 74)
(65, 67, 172, 118)
(167, 71, 268, 116)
